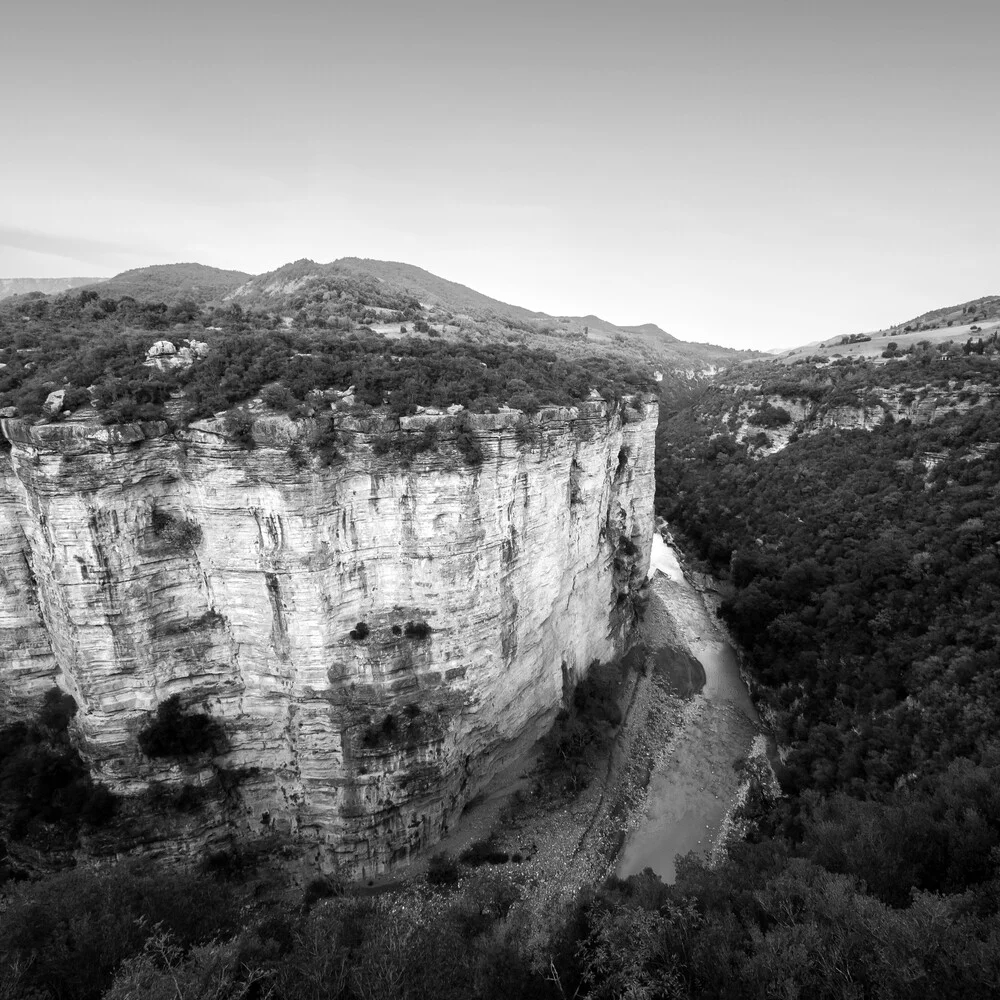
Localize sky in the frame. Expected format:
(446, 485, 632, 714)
(2, 0, 998, 351)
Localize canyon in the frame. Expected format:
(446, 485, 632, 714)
(0, 399, 656, 876)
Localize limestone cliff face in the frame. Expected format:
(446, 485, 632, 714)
(0, 400, 656, 874)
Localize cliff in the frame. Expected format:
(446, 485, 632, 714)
(0, 400, 656, 875)
(723, 381, 1000, 457)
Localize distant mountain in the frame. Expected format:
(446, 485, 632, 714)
(229, 257, 757, 372)
(0, 277, 105, 301)
(86, 263, 251, 304)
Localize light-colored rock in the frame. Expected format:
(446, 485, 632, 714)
(145, 339, 208, 372)
(43, 389, 66, 415)
(0, 399, 657, 876)
(726, 383, 1000, 458)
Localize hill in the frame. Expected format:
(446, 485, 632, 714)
(7, 256, 756, 373)
(328, 257, 547, 321)
(620, 322, 678, 344)
(888, 293, 1000, 334)
(0, 277, 104, 301)
(87, 263, 251, 304)
(227, 257, 757, 373)
(775, 293, 1000, 365)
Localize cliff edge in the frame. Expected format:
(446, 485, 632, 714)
(0, 399, 656, 875)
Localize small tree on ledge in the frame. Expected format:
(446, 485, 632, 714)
(138, 695, 224, 758)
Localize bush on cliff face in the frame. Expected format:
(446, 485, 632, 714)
(150, 507, 202, 550)
(453, 411, 483, 466)
(223, 407, 255, 448)
(137, 696, 224, 758)
(306, 414, 341, 466)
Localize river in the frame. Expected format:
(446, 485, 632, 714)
(616, 533, 769, 883)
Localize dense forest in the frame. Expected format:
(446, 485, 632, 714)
(3, 345, 1000, 996)
(0, 289, 653, 426)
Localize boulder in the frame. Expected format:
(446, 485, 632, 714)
(43, 389, 66, 415)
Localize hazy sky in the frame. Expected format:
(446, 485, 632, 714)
(2, 1, 997, 350)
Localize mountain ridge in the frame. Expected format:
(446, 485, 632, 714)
(11, 257, 758, 372)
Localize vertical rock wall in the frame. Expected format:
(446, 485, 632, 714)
(0, 400, 656, 874)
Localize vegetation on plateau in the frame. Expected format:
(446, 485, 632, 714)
(0, 288, 653, 427)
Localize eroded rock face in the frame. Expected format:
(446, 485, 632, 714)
(0, 400, 656, 875)
(725, 382, 1000, 458)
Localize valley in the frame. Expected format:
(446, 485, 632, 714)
(2, 270, 1000, 999)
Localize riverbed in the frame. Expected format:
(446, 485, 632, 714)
(616, 533, 768, 882)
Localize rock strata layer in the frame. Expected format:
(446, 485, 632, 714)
(0, 400, 656, 875)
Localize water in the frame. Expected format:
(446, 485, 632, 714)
(617, 534, 765, 883)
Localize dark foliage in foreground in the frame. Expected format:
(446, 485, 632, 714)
(0, 689, 116, 844)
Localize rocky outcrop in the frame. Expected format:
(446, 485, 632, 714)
(725, 382, 1000, 457)
(0, 399, 656, 875)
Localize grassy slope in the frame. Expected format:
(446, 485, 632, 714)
(776, 295, 1000, 365)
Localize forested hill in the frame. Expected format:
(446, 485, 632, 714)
(227, 256, 755, 371)
(9, 257, 756, 373)
(83, 263, 251, 303)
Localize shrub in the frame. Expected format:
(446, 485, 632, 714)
(303, 875, 344, 907)
(137, 696, 223, 758)
(38, 687, 77, 732)
(150, 507, 201, 549)
(260, 382, 294, 410)
(0, 694, 117, 836)
(349, 621, 369, 640)
(514, 418, 539, 446)
(404, 620, 431, 639)
(223, 408, 255, 448)
(460, 836, 510, 867)
(750, 403, 792, 428)
(307, 415, 340, 466)
(372, 425, 437, 465)
(427, 852, 460, 885)
(63, 386, 92, 411)
(508, 391, 541, 414)
(453, 412, 483, 467)
(0, 863, 246, 1000)
(360, 713, 398, 749)
(286, 441, 309, 468)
